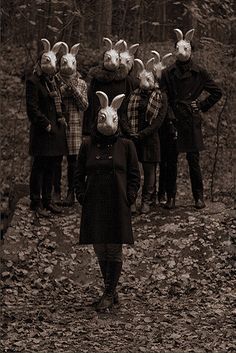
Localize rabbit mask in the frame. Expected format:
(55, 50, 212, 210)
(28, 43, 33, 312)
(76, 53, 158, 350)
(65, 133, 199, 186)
(174, 28, 195, 62)
(151, 51, 172, 80)
(96, 91, 125, 136)
(134, 58, 155, 90)
(58, 42, 80, 76)
(118, 40, 139, 74)
(103, 38, 125, 71)
(40, 39, 62, 75)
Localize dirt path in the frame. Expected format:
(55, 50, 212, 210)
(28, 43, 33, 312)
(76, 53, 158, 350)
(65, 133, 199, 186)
(1, 196, 235, 353)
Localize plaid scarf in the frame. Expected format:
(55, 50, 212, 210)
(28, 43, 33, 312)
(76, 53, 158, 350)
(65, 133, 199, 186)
(44, 76, 63, 117)
(127, 85, 162, 133)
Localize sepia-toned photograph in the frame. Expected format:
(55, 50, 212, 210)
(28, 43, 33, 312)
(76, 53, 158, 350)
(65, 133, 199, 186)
(1, 0, 235, 352)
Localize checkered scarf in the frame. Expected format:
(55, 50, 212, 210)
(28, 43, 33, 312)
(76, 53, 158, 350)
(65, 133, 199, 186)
(44, 76, 63, 117)
(127, 85, 162, 133)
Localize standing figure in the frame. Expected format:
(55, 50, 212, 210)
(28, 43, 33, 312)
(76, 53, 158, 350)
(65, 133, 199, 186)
(26, 39, 68, 217)
(82, 37, 134, 136)
(161, 29, 222, 209)
(74, 91, 140, 312)
(151, 50, 178, 208)
(127, 58, 167, 213)
(53, 42, 88, 206)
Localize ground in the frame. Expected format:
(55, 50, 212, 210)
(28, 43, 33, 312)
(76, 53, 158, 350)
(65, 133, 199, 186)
(1, 192, 235, 353)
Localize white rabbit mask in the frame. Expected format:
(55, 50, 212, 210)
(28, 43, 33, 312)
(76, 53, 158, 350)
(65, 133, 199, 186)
(134, 58, 155, 90)
(118, 40, 139, 74)
(40, 38, 62, 75)
(103, 38, 125, 71)
(58, 42, 80, 76)
(96, 91, 125, 136)
(174, 28, 195, 62)
(151, 51, 172, 80)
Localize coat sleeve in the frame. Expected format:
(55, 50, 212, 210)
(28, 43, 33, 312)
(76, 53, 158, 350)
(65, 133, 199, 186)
(74, 140, 88, 204)
(70, 78, 89, 111)
(26, 78, 50, 130)
(198, 69, 222, 112)
(126, 140, 141, 205)
(138, 92, 168, 140)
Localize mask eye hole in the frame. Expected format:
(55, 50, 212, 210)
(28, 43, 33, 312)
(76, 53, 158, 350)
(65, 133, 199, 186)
(113, 115, 117, 122)
(99, 113, 106, 122)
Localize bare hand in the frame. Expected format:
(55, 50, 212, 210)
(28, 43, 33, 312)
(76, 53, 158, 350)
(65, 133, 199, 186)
(46, 124, 51, 132)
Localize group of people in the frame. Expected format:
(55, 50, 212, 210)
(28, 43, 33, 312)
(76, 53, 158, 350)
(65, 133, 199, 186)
(26, 29, 222, 312)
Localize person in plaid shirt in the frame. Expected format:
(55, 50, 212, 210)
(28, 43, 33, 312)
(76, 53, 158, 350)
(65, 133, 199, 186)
(53, 42, 88, 206)
(127, 58, 167, 213)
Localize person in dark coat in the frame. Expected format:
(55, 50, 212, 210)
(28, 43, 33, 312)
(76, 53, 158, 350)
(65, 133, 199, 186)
(127, 58, 167, 213)
(26, 39, 68, 217)
(161, 29, 222, 209)
(82, 37, 135, 136)
(74, 91, 140, 312)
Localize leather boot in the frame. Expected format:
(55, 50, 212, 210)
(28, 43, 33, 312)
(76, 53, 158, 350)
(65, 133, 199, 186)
(96, 261, 122, 312)
(195, 198, 206, 209)
(94, 261, 119, 306)
(164, 196, 175, 210)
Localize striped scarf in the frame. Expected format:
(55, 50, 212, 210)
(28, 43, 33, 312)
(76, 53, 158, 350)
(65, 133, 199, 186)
(127, 85, 162, 133)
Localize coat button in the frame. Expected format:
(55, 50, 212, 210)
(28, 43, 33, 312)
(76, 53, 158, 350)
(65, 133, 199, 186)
(97, 144, 100, 147)
(96, 155, 101, 159)
(108, 156, 112, 159)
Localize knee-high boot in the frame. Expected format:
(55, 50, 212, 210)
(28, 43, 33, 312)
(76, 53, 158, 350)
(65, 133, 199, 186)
(96, 261, 122, 312)
(97, 261, 119, 305)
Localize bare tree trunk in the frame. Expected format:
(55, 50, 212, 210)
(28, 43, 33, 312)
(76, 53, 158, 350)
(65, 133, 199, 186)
(95, 0, 112, 46)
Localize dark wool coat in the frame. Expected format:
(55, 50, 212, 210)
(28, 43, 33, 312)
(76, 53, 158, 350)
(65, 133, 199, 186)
(134, 91, 168, 163)
(74, 132, 140, 244)
(82, 65, 135, 135)
(161, 60, 222, 153)
(26, 73, 68, 156)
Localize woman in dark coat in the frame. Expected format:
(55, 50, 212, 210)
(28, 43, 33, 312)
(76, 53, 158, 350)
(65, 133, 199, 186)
(26, 39, 68, 216)
(74, 91, 140, 312)
(161, 29, 222, 209)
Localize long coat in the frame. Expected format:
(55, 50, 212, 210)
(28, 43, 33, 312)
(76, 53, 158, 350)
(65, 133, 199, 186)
(134, 91, 167, 163)
(82, 65, 135, 136)
(74, 133, 140, 244)
(161, 60, 222, 153)
(26, 73, 68, 156)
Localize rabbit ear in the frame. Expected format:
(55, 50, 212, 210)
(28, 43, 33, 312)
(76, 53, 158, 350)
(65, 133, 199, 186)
(185, 29, 195, 42)
(134, 58, 144, 74)
(96, 91, 108, 109)
(146, 58, 155, 71)
(111, 94, 125, 111)
(151, 50, 160, 64)
(114, 39, 126, 52)
(103, 37, 112, 51)
(41, 38, 51, 53)
(161, 53, 173, 66)
(129, 43, 139, 55)
(53, 41, 68, 55)
(70, 43, 80, 56)
(174, 28, 183, 41)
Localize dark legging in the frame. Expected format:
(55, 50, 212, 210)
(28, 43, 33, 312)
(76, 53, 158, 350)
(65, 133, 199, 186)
(53, 154, 77, 194)
(93, 244, 123, 262)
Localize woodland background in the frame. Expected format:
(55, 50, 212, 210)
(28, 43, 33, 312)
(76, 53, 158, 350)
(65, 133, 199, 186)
(0, 2, 236, 352)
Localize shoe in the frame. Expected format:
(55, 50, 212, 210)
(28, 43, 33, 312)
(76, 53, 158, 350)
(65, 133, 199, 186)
(45, 202, 62, 214)
(96, 292, 114, 312)
(63, 191, 75, 207)
(158, 194, 166, 205)
(52, 192, 62, 205)
(140, 202, 150, 214)
(195, 199, 206, 209)
(164, 197, 175, 210)
(34, 207, 51, 218)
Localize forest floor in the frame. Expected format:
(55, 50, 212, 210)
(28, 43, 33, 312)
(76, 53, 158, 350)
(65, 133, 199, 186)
(1, 188, 236, 353)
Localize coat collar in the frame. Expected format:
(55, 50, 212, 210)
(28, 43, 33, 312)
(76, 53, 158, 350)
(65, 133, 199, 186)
(169, 60, 200, 79)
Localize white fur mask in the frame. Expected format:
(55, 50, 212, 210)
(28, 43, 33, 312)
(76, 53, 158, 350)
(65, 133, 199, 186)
(58, 42, 80, 76)
(134, 58, 155, 90)
(103, 38, 124, 71)
(96, 91, 125, 136)
(40, 39, 62, 75)
(174, 28, 195, 62)
(151, 51, 172, 80)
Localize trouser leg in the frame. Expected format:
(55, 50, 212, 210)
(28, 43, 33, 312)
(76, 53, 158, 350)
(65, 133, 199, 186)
(186, 152, 204, 201)
(53, 155, 63, 194)
(30, 156, 44, 209)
